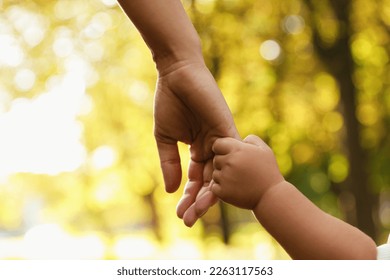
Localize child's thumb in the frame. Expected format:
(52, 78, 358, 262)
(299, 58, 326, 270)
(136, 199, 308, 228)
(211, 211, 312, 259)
(243, 134, 264, 146)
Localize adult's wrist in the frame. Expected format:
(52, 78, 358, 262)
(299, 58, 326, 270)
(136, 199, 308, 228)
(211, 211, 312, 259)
(153, 40, 205, 77)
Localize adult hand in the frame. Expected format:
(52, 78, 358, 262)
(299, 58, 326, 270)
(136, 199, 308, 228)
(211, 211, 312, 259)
(154, 61, 239, 227)
(116, 0, 239, 226)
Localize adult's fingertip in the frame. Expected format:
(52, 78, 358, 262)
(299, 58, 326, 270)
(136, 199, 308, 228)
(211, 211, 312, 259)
(183, 206, 198, 228)
(184, 218, 196, 228)
(195, 190, 218, 217)
(159, 158, 181, 193)
(156, 141, 182, 193)
(176, 193, 191, 218)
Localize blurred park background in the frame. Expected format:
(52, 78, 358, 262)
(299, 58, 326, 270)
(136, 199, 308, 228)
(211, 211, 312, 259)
(0, 0, 389, 259)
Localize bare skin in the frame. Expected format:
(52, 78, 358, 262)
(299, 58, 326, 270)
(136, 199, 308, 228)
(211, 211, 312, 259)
(209, 135, 377, 259)
(118, 2, 379, 258)
(117, 0, 240, 227)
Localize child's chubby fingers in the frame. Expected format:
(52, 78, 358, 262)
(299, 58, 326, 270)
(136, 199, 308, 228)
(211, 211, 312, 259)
(243, 134, 266, 147)
(212, 137, 240, 155)
(212, 154, 226, 170)
(210, 181, 224, 199)
(212, 167, 224, 183)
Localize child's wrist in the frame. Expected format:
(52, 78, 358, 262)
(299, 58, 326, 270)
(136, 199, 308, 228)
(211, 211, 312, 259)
(252, 180, 288, 211)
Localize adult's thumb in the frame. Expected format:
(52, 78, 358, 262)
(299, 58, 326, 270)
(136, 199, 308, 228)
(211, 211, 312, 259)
(156, 141, 182, 193)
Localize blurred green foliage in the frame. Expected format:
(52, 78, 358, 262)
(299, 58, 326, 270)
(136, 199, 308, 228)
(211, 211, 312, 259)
(0, 0, 389, 259)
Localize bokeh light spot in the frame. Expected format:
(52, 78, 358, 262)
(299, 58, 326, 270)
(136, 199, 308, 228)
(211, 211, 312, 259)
(283, 15, 305, 34)
(328, 154, 349, 183)
(14, 68, 36, 91)
(259, 40, 281, 61)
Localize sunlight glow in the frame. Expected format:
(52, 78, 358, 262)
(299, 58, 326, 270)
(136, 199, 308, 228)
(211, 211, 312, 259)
(6, 6, 47, 47)
(54, 1, 87, 21)
(64, 55, 100, 86)
(0, 87, 11, 113)
(0, 34, 24, 67)
(114, 236, 158, 259)
(23, 224, 105, 259)
(53, 36, 74, 58)
(23, 224, 70, 259)
(83, 12, 112, 39)
(100, 0, 118, 7)
(14, 68, 36, 91)
(91, 145, 117, 170)
(0, 237, 24, 259)
(128, 81, 150, 105)
(0, 73, 87, 177)
(166, 240, 202, 259)
(254, 243, 275, 260)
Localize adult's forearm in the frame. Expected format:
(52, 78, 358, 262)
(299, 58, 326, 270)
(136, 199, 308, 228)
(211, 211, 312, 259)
(253, 181, 377, 259)
(118, 0, 203, 72)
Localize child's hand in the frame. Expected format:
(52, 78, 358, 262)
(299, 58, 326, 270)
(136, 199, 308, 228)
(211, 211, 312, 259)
(211, 135, 284, 210)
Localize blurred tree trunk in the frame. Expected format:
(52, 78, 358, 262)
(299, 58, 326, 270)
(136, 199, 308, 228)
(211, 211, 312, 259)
(306, 0, 377, 239)
(145, 191, 163, 241)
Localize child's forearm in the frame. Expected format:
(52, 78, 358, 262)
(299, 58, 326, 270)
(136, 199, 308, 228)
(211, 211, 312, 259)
(253, 181, 377, 259)
(118, 0, 204, 73)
